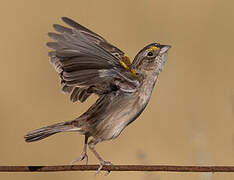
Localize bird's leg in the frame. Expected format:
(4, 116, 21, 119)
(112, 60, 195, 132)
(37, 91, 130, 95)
(71, 135, 89, 165)
(88, 139, 112, 175)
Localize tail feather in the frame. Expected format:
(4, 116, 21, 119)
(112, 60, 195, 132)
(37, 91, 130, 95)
(24, 121, 80, 142)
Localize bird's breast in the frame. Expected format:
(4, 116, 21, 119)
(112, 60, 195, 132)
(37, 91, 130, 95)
(93, 75, 158, 141)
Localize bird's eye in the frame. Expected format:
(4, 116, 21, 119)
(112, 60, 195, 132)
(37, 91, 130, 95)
(147, 51, 153, 57)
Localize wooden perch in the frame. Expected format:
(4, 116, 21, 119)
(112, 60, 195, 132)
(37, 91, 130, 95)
(1, 165, 234, 172)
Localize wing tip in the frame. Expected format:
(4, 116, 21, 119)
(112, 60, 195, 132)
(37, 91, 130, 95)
(46, 42, 52, 48)
(61, 16, 70, 22)
(61, 16, 76, 26)
(52, 24, 61, 30)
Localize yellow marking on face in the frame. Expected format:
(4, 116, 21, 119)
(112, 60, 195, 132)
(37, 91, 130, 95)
(148, 46, 159, 51)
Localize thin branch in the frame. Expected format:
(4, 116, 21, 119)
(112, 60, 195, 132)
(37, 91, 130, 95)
(1, 165, 234, 172)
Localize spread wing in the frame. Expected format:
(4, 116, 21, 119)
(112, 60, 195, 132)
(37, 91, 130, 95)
(47, 17, 139, 102)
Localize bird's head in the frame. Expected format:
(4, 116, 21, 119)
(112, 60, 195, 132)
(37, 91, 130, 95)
(131, 43, 171, 76)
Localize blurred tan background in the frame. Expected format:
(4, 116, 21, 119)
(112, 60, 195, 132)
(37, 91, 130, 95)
(0, 0, 234, 179)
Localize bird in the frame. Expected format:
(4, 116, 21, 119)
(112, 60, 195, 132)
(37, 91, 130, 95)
(24, 17, 171, 172)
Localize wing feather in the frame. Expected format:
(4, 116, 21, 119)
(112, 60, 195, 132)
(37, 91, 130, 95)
(47, 17, 139, 102)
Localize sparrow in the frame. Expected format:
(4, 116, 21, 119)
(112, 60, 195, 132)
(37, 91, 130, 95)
(24, 17, 171, 172)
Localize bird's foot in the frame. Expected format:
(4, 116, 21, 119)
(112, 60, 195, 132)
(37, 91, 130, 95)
(71, 151, 88, 165)
(96, 160, 112, 175)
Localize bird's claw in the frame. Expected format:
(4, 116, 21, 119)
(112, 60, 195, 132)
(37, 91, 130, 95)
(71, 152, 88, 165)
(95, 161, 112, 175)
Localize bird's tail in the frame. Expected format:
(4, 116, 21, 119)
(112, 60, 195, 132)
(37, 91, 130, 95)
(24, 121, 80, 142)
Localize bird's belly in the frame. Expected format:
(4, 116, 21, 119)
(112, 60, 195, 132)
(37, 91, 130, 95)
(93, 94, 150, 141)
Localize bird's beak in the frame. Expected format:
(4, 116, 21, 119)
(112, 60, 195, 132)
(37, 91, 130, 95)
(159, 45, 171, 54)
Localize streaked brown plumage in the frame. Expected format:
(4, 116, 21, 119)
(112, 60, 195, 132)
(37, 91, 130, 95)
(24, 17, 171, 172)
